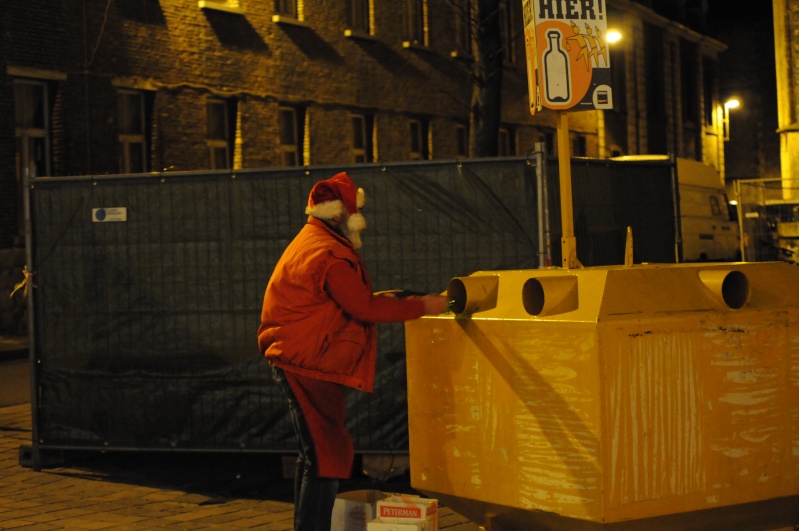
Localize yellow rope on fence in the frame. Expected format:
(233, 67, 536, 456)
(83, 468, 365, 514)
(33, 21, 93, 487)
(9, 266, 35, 299)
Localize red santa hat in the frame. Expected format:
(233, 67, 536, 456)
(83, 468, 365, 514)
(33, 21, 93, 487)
(305, 172, 366, 233)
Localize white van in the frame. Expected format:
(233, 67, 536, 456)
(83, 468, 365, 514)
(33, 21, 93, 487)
(675, 158, 740, 262)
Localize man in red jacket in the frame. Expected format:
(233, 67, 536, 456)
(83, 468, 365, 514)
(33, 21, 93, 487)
(258, 172, 449, 531)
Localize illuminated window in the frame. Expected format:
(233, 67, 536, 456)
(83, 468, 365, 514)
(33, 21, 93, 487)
(118, 90, 149, 173)
(198, 0, 243, 15)
(456, 124, 468, 157)
(279, 106, 305, 167)
(409, 118, 430, 160)
(207, 99, 235, 170)
(351, 113, 374, 163)
(347, 0, 371, 34)
(403, 0, 428, 46)
(14, 79, 51, 179)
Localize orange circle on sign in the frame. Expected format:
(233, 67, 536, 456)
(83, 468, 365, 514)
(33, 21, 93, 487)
(536, 20, 593, 109)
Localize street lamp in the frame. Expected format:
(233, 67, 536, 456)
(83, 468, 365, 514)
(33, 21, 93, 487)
(723, 98, 740, 141)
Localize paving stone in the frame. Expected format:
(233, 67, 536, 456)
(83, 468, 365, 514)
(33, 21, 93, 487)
(0, 403, 479, 530)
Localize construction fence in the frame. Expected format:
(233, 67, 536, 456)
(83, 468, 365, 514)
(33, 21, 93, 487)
(24, 154, 679, 461)
(735, 177, 799, 263)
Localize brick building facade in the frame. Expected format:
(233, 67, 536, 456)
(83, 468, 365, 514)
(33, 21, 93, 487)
(1, 0, 729, 248)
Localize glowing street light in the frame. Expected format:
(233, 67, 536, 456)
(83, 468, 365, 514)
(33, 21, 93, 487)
(606, 29, 622, 43)
(723, 98, 741, 141)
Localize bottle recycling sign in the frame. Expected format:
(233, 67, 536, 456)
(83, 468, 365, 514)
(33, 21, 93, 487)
(523, 0, 614, 114)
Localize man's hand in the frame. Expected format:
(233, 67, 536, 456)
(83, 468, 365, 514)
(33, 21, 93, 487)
(421, 294, 451, 315)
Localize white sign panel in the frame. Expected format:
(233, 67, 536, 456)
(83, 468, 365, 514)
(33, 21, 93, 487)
(92, 207, 128, 222)
(525, 0, 613, 113)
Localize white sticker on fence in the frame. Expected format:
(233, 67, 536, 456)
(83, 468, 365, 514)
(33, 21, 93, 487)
(92, 208, 128, 222)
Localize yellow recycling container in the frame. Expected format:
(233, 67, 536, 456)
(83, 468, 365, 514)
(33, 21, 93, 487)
(405, 262, 799, 530)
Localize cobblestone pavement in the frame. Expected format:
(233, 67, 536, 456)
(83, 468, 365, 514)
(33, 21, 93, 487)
(0, 403, 479, 530)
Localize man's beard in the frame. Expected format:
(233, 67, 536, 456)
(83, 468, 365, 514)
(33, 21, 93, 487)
(341, 212, 366, 249)
(341, 223, 363, 249)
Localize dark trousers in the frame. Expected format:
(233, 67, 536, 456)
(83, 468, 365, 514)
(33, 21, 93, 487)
(272, 366, 339, 531)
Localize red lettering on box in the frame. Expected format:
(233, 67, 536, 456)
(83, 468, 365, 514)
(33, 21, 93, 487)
(380, 506, 422, 518)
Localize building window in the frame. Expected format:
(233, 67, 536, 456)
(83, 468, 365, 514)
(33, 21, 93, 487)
(681, 42, 698, 126)
(644, 22, 667, 153)
(119, 0, 167, 21)
(454, 0, 472, 56)
(351, 113, 374, 163)
(709, 195, 722, 216)
(279, 106, 306, 167)
(500, 0, 516, 64)
(703, 57, 716, 128)
(14, 79, 51, 180)
(347, 0, 371, 34)
(207, 99, 236, 170)
(498, 127, 516, 156)
(543, 131, 555, 156)
(403, 0, 428, 46)
(409, 118, 430, 160)
(610, 47, 626, 113)
(274, 0, 297, 18)
(571, 134, 587, 156)
(198, 0, 243, 15)
(456, 124, 468, 157)
(118, 90, 149, 173)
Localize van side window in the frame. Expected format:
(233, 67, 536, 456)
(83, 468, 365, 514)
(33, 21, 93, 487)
(709, 195, 722, 216)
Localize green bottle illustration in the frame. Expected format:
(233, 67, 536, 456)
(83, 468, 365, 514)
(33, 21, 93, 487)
(544, 30, 570, 104)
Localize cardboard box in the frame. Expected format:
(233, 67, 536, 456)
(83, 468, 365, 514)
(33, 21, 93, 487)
(367, 517, 428, 531)
(331, 490, 390, 531)
(376, 495, 438, 531)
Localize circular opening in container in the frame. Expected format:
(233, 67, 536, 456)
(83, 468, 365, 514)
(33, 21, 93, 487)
(722, 271, 750, 309)
(447, 278, 467, 315)
(522, 278, 545, 316)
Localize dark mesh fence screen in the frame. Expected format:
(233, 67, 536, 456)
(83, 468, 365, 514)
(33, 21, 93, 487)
(548, 157, 678, 266)
(30, 159, 539, 453)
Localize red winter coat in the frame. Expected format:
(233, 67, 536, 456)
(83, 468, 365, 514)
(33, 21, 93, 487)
(258, 217, 426, 392)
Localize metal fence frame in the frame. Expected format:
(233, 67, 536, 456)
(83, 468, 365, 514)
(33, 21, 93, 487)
(23, 156, 545, 467)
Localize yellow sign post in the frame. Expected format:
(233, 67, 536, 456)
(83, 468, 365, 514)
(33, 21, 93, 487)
(556, 112, 579, 268)
(523, 0, 613, 268)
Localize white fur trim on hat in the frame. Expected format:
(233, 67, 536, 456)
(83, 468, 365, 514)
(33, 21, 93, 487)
(305, 199, 346, 219)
